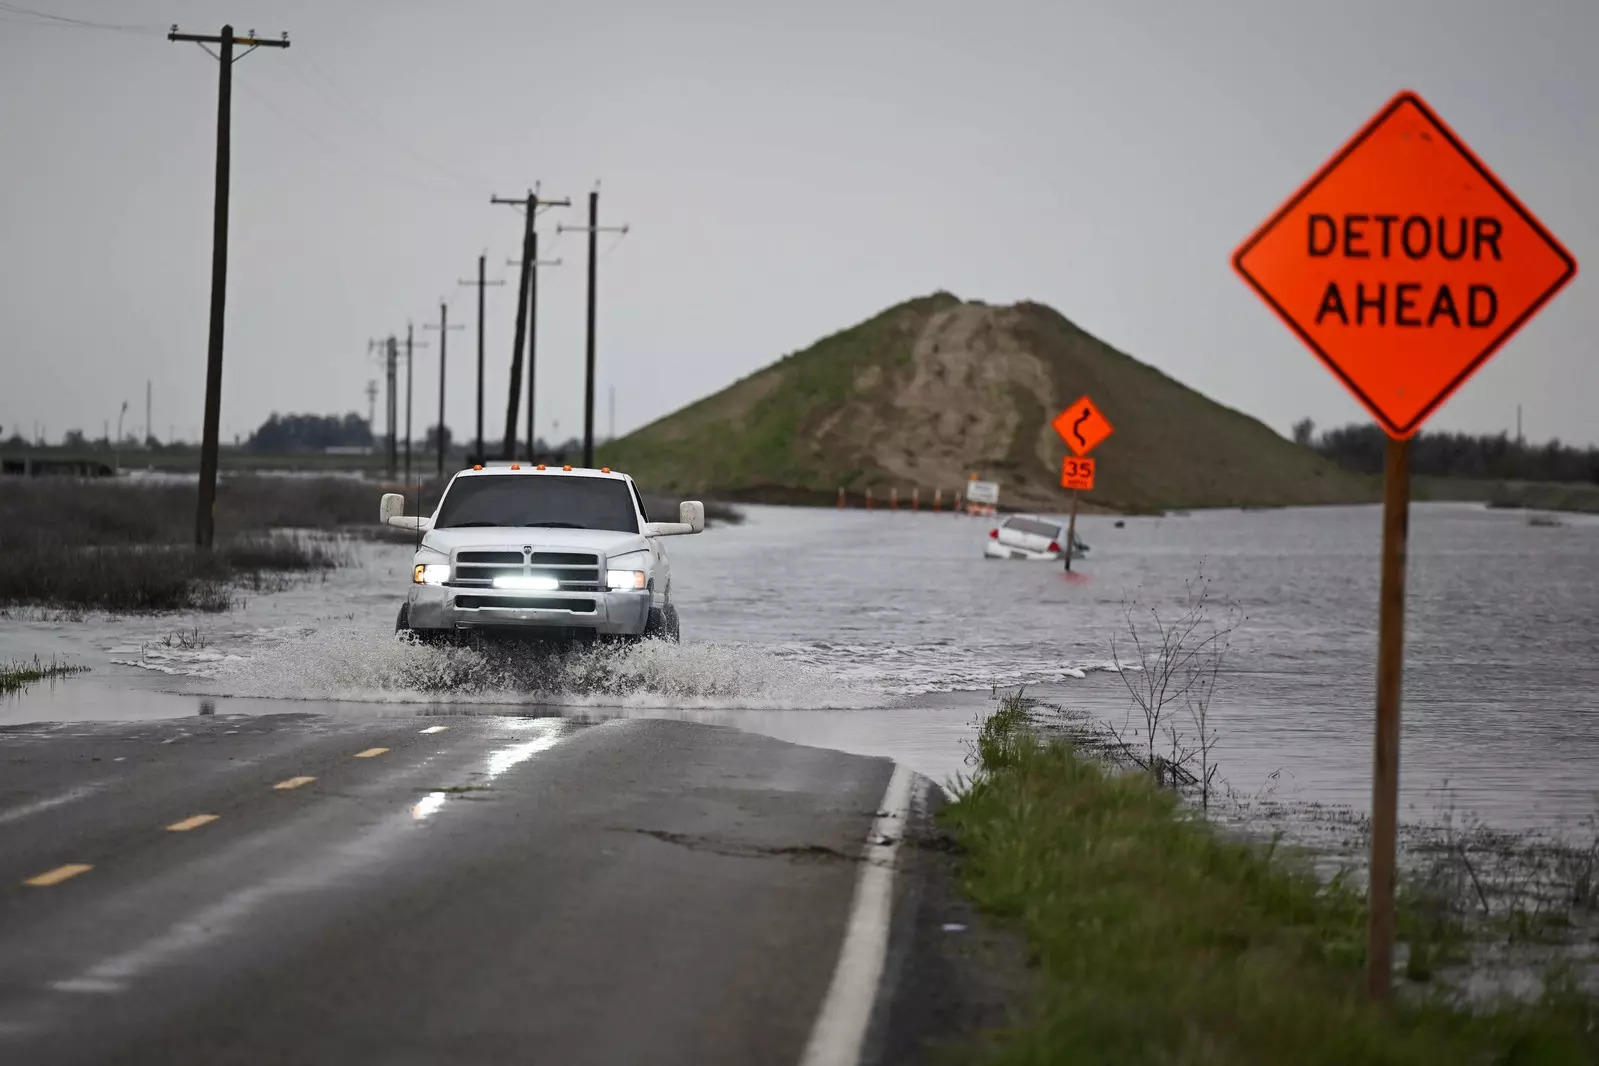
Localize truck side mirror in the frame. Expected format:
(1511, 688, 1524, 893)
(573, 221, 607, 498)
(679, 501, 705, 534)
(380, 493, 405, 525)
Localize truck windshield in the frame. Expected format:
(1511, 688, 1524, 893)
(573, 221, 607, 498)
(434, 475, 640, 533)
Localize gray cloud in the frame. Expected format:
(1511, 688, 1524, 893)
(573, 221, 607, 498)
(2, 0, 1594, 447)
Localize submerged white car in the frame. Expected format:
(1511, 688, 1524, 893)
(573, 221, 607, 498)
(983, 514, 1088, 562)
(380, 465, 703, 643)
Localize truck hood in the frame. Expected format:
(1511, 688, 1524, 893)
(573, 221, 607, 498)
(420, 526, 650, 559)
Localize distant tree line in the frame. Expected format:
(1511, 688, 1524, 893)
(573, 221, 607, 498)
(1297, 419, 1599, 483)
(247, 412, 373, 453)
(1, 427, 169, 450)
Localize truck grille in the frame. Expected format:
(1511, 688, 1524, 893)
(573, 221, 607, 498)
(450, 550, 603, 592)
(453, 596, 596, 613)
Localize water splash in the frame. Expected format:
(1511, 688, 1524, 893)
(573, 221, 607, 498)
(193, 628, 886, 710)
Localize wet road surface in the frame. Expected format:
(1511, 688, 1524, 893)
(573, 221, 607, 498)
(0, 712, 955, 1065)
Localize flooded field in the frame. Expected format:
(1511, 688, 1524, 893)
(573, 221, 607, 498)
(3, 501, 1596, 834)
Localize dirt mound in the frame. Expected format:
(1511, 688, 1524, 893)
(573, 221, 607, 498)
(601, 293, 1371, 512)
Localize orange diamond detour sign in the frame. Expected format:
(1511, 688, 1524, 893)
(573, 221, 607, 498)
(1234, 91, 1576, 439)
(1234, 90, 1576, 1006)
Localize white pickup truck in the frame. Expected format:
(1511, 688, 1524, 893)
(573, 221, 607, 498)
(381, 464, 703, 644)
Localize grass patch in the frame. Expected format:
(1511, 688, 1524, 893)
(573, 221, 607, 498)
(0, 656, 88, 694)
(942, 696, 1598, 1064)
(0, 475, 380, 548)
(0, 477, 357, 611)
(1485, 481, 1599, 515)
(0, 535, 342, 612)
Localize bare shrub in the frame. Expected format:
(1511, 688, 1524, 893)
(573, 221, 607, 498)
(1109, 573, 1241, 810)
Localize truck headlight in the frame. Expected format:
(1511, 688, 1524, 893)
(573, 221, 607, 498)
(606, 569, 648, 590)
(413, 563, 450, 585)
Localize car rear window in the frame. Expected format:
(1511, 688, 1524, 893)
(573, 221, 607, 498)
(1003, 517, 1062, 539)
(435, 475, 640, 533)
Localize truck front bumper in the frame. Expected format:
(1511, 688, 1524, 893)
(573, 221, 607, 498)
(407, 584, 652, 637)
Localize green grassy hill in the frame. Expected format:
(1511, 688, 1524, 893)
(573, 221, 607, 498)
(601, 293, 1375, 512)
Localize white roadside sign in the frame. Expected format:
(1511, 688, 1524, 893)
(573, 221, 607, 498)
(965, 480, 999, 506)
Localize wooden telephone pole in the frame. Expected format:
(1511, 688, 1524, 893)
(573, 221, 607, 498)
(423, 303, 463, 478)
(507, 233, 563, 461)
(557, 185, 627, 468)
(167, 24, 290, 548)
(458, 256, 504, 463)
(403, 324, 429, 484)
(490, 188, 569, 460)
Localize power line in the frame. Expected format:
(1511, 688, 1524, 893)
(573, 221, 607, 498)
(230, 76, 474, 200)
(0, 3, 164, 33)
(291, 55, 501, 193)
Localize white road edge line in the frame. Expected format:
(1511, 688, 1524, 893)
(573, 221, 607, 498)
(798, 763, 916, 1066)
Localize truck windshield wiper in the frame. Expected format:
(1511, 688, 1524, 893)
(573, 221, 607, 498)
(526, 522, 585, 528)
(440, 521, 502, 528)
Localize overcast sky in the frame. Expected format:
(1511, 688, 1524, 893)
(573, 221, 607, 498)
(2, 0, 1595, 449)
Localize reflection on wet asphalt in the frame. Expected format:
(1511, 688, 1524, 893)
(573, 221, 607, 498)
(0, 713, 920, 1066)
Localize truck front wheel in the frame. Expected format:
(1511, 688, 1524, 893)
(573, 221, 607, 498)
(397, 603, 448, 646)
(644, 604, 681, 643)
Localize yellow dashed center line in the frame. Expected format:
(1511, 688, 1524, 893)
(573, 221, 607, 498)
(24, 863, 92, 887)
(418, 726, 449, 735)
(353, 747, 390, 759)
(272, 776, 316, 790)
(166, 814, 220, 832)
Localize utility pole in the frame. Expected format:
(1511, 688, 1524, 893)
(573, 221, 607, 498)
(507, 233, 563, 461)
(145, 380, 152, 447)
(609, 385, 615, 441)
(491, 187, 569, 459)
(458, 255, 504, 463)
(168, 24, 290, 548)
(424, 302, 463, 478)
(385, 336, 398, 479)
(403, 324, 430, 484)
(406, 323, 414, 482)
(557, 186, 628, 468)
(367, 338, 392, 474)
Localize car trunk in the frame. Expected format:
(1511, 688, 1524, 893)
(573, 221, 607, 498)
(996, 518, 1061, 554)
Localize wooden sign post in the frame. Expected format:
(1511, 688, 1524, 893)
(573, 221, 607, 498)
(1233, 90, 1576, 999)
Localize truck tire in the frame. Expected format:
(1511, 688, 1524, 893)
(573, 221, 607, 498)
(397, 603, 447, 646)
(644, 604, 681, 643)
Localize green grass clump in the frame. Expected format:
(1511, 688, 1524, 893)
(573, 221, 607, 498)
(0, 535, 341, 612)
(0, 657, 88, 694)
(942, 697, 1598, 1065)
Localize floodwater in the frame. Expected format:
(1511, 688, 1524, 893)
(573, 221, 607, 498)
(3, 502, 1596, 832)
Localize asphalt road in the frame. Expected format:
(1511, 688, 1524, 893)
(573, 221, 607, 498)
(0, 710, 979, 1065)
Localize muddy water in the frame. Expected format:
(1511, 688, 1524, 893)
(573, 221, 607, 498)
(3, 502, 1596, 832)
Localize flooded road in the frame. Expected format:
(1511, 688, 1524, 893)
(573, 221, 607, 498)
(4, 501, 1596, 831)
